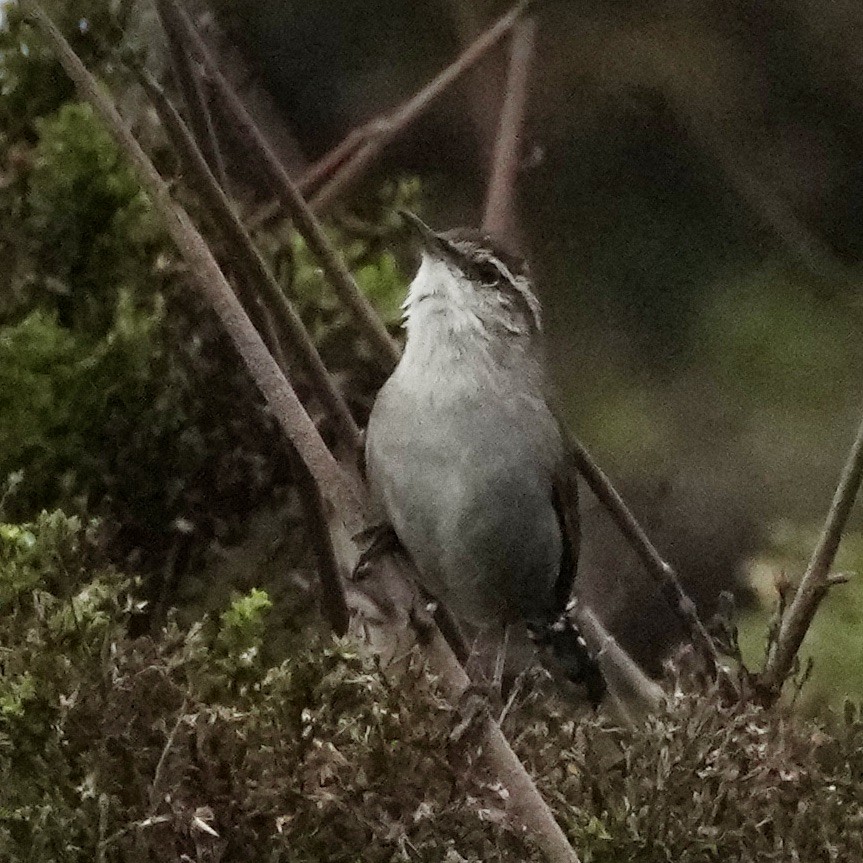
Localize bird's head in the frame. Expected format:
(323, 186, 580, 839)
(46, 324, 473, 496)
(399, 211, 542, 342)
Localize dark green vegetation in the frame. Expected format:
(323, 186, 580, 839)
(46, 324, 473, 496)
(3, 1, 863, 860)
(3, 512, 863, 862)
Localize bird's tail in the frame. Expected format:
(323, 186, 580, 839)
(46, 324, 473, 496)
(530, 612, 606, 706)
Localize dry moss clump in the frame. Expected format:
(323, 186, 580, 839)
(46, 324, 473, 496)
(4, 511, 863, 862)
(0, 512, 540, 862)
(510, 684, 863, 862)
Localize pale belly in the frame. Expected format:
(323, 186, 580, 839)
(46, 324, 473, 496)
(365, 379, 564, 626)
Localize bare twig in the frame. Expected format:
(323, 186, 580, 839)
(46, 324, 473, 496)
(297, 125, 374, 197)
(565, 433, 721, 678)
(27, 9, 582, 858)
(758, 409, 863, 700)
(482, 15, 537, 247)
(157, 0, 401, 370)
(308, 1, 529, 214)
(134, 65, 361, 451)
(154, 0, 227, 188)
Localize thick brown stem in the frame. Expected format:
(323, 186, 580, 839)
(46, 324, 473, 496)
(290, 449, 351, 637)
(758, 409, 863, 700)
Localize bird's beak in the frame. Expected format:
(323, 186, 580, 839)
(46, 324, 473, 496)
(398, 209, 446, 254)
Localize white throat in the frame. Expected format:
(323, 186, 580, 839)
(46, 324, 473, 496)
(401, 254, 486, 341)
(398, 253, 543, 393)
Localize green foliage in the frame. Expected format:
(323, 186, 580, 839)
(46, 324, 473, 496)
(0, 512, 538, 863)
(0, 507, 96, 608)
(257, 176, 417, 372)
(24, 102, 162, 330)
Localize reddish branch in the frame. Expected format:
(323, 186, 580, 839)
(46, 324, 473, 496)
(482, 15, 537, 247)
(307, 1, 530, 213)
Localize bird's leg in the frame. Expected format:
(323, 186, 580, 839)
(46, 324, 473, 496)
(498, 663, 530, 726)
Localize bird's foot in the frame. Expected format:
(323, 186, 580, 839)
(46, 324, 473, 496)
(529, 606, 607, 707)
(351, 522, 401, 580)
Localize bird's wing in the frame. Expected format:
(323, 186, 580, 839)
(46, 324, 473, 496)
(551, 453, 580, 613)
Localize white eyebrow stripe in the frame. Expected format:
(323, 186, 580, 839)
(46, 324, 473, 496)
(485, 257, 542, 333)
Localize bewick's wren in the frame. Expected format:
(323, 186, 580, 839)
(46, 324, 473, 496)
(365, 212, 604, 703)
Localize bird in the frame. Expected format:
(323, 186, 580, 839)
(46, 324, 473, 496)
(363, 211, 605, 705)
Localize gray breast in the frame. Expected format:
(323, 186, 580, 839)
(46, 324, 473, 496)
(365, 372, 564, 627)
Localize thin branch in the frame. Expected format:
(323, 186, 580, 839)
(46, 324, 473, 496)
(565, 433, 722, 678)
(297, 125, 374, 197)
(758, 408, 863, 700)
(27, 10, 583, 858)
(158, 0, 401, 370)
(482, 15, 536, 247)
(308, 1, 530, 214)
(150, 697, 189, 811)
(154, 0, 227, 189)
(134, 65, 361, 451)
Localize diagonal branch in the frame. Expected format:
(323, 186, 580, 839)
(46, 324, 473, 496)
(482, 15, 537, 247)
(25, 7, 581, 859)
(290, 449, 351, 637)
(131, 66, 352, 635)
(308, 1, 530, 214)
(573, 605, 665, 725)
(154, 0, 227, 189)
(757, 408, 863, 700)
(156, 0, 401, 370)
(564, 432, 722, 678)
(134, 64, 361, 451)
